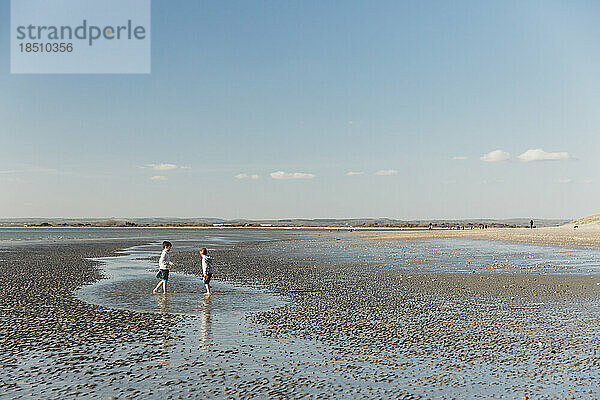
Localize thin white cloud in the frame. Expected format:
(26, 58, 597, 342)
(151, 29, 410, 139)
(345, 171, 364, 176)
(518, 149, 570, 162)
(581, 179, 593, 184)
(270, 171, 315, 180)
(557, 179, 572, 184)
(180, 166, 192, 170)
(0, 167, 56, 174)
(444, 180, 457, 185)
(145, 163, 178, 171)
(31, 167, 57, 173)
(375, 169, 398, 176)
(235, 173, 260, 180)
(452, 156, 468, 161)
(150, 175, 167, 181)
(480, 150, 510, 162)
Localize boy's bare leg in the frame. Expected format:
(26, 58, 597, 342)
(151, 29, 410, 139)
(205, 284, 211, 295)
(163, 281, 167, 294)
(153, 281, 162, 293)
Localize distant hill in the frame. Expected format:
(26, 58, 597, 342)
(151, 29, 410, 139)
(0, 217, 570, 228)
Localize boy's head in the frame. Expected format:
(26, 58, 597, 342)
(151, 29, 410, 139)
(162, 241, 172, 250)
(200, 247, 208, 255)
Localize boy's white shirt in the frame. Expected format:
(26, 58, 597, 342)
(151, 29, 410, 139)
(201, 254, 213, 275)
(159, 249, 171, 270)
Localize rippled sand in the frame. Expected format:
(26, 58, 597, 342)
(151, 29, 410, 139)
(4, 230, 600, 399)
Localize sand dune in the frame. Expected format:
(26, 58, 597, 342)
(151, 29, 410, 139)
(563, 213, 600, 229)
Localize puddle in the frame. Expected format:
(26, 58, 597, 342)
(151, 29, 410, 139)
(77, 245, 284, 317)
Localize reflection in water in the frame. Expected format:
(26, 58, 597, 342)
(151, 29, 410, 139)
(154, 294, 175, 355)
(155, 293, 167, 313)
(198, 295, 212, 351)
(152, 290, 214, 354)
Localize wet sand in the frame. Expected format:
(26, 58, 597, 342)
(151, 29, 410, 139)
(174, 238, 600, 399)
(0, 241, 183, 398)
(3, 231, 600, 398)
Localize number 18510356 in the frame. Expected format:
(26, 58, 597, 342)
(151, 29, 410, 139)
(19, 43, 73, 53)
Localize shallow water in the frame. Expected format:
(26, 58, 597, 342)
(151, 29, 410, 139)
(0, 227, 300, 244)
(0, 227, 429, 243)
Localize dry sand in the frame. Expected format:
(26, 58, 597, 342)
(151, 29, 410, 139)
(356, 225, 600, 248)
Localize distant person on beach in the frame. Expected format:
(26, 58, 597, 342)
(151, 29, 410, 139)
(153, 241, 174, 294)
(200, 247, 213, 296)
(530, 219, 534, 229)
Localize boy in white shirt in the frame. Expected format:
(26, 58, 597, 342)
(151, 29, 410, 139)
(153, 241, 174, 294)
(200, 247, 213, 296)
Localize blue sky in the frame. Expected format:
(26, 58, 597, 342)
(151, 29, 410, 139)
(1, 0, 599, 219)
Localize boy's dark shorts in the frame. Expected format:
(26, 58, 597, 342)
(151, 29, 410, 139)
(203, 273, 212, 285)
(157, 269, 169, 281)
